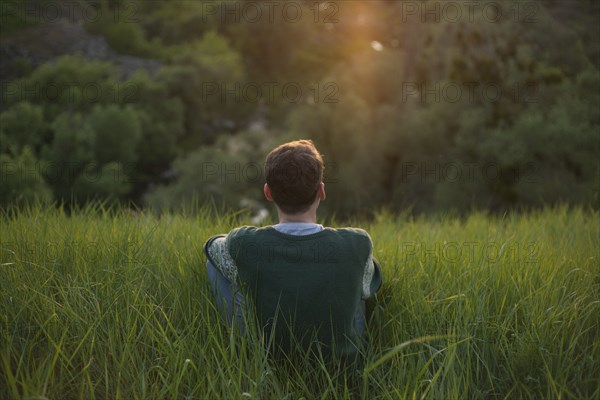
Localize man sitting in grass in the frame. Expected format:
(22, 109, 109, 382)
(203, 139, 382, 360)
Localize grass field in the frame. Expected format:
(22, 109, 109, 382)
(1, 206, 598, 399)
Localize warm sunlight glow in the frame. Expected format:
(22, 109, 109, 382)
(370, 40, 384, 52)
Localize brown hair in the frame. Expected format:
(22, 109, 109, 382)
(264, 140, 324, 214)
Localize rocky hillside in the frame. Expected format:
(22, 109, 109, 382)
(1, 4, 161, 106)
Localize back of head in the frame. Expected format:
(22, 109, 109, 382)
(264, 140, 324, 214)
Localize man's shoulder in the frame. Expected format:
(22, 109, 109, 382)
(203, 226, 260, 252)
(327, 227, 373, 245)
(227, 225, 266, 239)
(225, 225, 271, 250)
(328, 226, 370, 237)
(319, 227, 374, 261)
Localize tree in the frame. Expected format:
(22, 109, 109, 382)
(72, 162, 132, 203)
(0, 147, 52, 207)
(88, 104, 142, 166)
(158, 30, 249, 143)
(4, 56, 120, 119)
(145, 129, 287, 212)
(41, 112, 96, 201)
(123, 70, 184, 197)
(0, 102, 46, 154)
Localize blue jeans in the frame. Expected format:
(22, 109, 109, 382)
(206, 261, 366, 335)
(206, 261, 247, 330)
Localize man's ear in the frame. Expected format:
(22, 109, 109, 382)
(318, 182, 326, 201)
(264, 183, 274, 202)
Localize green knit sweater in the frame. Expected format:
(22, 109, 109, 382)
(204, 226, 382, 357)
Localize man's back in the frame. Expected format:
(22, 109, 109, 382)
(205, 225, 382, 358)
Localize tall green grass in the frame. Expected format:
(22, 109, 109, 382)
(1, 205, 598, 399)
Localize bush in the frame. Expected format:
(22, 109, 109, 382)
(41, 112, 95, 201)
(72, 162, 132, 203)
(0, 147, 52, 207)
(145, 130, 287, 211)
(0, 102, 46, 154)
(4, 56, 120, 118)
(88, 104, 142, 166)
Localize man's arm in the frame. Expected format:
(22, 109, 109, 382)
(203, 234, 238, 282)
(362, 248, 383, 300)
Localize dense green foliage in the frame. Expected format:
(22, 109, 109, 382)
(1, 206, 598, 399)
(1, 0, 599, 215)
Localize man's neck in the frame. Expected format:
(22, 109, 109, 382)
(277, 209, 318, 224)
